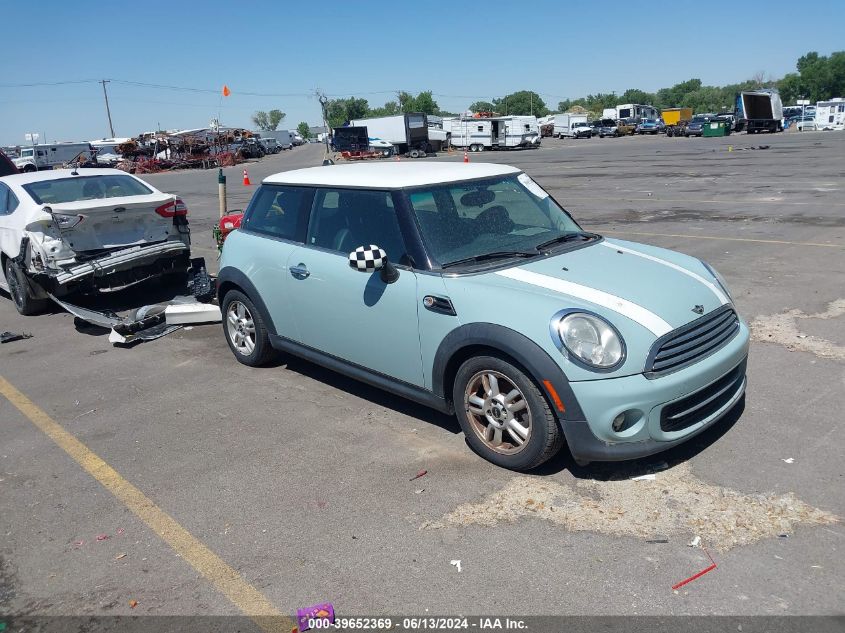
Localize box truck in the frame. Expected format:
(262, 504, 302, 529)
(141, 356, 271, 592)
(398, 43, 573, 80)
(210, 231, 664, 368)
(260, 130, 295, 149)
(736, 90, 783, 133)
(348, 113, 432, 157)
(13, 142, 94, 172)
(554, 113, 590, 138)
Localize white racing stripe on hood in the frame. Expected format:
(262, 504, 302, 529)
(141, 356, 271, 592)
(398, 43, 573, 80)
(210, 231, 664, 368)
(495, 267, 673, 336)
(601, 241, 729, 305)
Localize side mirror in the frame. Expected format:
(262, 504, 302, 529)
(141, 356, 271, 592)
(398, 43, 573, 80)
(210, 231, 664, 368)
(348, 245, 399, 284)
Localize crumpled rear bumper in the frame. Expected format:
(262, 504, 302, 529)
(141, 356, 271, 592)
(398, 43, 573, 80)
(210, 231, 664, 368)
(44, 240, 190, 287)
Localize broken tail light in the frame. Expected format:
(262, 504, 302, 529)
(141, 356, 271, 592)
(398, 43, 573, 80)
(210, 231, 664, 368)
(51, 212, 85, 229)
(155, 198, 189, 218)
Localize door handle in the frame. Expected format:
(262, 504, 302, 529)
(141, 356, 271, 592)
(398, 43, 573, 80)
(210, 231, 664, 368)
(289, 263, 310, 279)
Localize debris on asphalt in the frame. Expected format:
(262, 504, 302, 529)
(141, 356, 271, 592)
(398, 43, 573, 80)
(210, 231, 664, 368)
(96, 534, 109, 541)
(0, 331, 33, 344)
(631, 474, 657, 481)
(688, 536, 702, 548)
(778, 533, 790, 538)
(47, 257, 222, 346)
(750, 299, 845, 361)
(296, 603, 335, 631)
(129, 600, 138, 609)
(410, 469, 428, 481)
(75, 409, 96, 419)
(115, 553, 127, 560)
(117, 528, 125, 535)
(422, 463, 840, 550)
(672, 547, 718, 590)
(782, 458, 795, 464)
(646, 536, 669, 544)
(73, 540, 84, 548)
(415, 489, 425, 494)
(450, 559, 462, 572)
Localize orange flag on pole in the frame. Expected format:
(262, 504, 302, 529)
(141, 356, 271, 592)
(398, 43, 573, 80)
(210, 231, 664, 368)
(222, 85, 231, 97)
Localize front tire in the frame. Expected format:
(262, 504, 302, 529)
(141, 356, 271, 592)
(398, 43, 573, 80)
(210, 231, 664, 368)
(221, 289, 276, 366)
(453, 355, 563, 471)
(4, 258, 49, 316)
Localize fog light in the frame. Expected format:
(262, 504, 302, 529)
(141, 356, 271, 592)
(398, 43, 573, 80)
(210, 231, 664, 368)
(612, 413, 626, 432)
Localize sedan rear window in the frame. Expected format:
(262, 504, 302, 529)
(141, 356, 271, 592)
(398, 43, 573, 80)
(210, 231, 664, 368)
(22, 175, 152, 204)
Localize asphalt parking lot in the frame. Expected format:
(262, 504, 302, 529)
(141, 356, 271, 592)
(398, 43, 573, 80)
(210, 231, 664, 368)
(1, 132, 843, 626)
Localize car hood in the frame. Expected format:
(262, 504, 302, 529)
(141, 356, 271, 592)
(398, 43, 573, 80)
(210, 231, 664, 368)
(477, 239, 729, 337)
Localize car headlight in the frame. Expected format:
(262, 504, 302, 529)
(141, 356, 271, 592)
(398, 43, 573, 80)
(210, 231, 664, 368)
(556, 312, 625, 369)
(700, 260, 733, 302)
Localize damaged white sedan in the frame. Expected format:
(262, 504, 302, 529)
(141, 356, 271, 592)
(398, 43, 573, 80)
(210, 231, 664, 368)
(0, 168, 191, 315)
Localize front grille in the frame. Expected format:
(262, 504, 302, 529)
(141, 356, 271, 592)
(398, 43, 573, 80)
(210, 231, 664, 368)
(645, 305, 739, 377)
(660, 359, 746, 432)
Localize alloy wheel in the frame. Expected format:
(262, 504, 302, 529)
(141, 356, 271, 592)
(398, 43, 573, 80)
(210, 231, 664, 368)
(226, 300, 256, 356)
(464, 370, 532, 454)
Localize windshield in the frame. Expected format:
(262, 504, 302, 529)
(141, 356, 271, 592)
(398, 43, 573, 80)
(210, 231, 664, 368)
(406, 173, 585, 267)
(573, 122, 588, 128)
(23, 175, 153, 204)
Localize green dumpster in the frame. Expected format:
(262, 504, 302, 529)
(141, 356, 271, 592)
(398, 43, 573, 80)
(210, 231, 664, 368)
(702, 120, 730, 137)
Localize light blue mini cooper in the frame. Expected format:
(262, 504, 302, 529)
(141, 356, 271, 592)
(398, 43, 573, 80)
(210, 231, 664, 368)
(218, 163, 749, 470)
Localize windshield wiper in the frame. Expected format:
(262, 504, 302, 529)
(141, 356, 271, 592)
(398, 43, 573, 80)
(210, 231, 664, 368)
(441, 251, 538, 269)
(535, 231, 600, 252)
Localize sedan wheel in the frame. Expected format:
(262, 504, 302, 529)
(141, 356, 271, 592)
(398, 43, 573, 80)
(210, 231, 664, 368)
(4, 258, 48, 316)
(454, 355, 563, 470)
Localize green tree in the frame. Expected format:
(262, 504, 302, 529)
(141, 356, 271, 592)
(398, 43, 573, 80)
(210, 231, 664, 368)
(251, 109, 286, 131)
(468, 101, 495, 113)
(325, 97, 370, 128)
(398, 91, 440, 114)
(620, 88, 655, 105)
(492, 91, 548, 117)
(368, 100, 401, 117)
(296, 122, 311, 139)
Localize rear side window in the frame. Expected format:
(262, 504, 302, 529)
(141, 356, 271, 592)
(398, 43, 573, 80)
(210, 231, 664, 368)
(0, 183, 19, 215)
(242, 185, 309, 241)
(23, 175, 152, 204)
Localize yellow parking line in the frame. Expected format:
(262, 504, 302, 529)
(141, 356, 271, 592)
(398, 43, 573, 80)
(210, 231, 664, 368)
(0, 375, 290, 633)
(593, 230, 845, 249)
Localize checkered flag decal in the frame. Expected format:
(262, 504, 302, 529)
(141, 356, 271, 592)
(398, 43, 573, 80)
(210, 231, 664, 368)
(349, 245, 387, 272)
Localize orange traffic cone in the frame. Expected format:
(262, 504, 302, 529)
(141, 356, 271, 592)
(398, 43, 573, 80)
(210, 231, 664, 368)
(242, 169, 251, 186)
(463, 150, 469, 163)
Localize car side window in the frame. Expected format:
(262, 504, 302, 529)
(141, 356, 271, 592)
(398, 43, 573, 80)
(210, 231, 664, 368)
(0, 184, 18, 215)
(242, 185, 308, 241)
(306, 188, 409, 264)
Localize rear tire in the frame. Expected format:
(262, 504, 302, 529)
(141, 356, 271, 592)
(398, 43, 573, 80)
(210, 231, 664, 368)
(4, 258, 49, 316)
(221, 289, 276, 367)
(453, 355, 563, 471)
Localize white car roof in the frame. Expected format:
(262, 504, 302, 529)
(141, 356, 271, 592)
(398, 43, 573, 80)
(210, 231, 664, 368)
(0, 168, 137, 186)
(264, 162, 521, 189)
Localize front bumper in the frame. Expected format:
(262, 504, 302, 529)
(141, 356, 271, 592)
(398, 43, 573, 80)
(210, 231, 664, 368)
(561, 321, 750, 462)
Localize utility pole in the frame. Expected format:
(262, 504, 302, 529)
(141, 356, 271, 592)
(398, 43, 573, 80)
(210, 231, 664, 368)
(101, 79, 115, 138)
(530, 92, 533, 116)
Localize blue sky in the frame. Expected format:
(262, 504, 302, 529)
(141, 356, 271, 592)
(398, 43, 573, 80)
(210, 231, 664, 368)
(1, 0, 843, 145)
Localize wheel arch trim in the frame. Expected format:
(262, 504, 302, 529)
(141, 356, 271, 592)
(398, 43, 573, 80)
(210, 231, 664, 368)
(216, 266, 278, 336)
(432, 323, 584, 422)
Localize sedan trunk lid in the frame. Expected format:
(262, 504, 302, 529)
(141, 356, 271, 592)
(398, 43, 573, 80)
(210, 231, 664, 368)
(46, 193, 175, 252)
